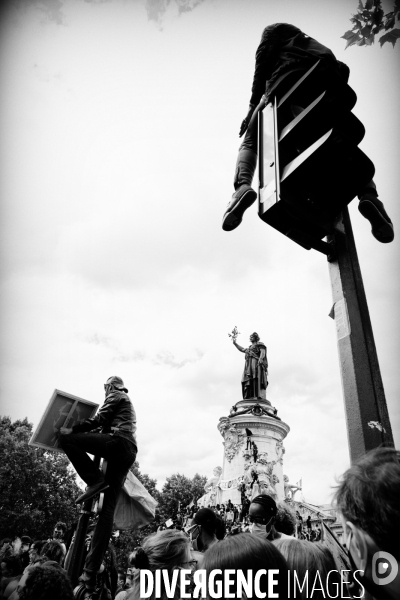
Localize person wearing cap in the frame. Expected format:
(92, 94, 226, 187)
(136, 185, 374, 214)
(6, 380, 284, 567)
(249, 494, 292, 543)
(59, 376, 137, 591)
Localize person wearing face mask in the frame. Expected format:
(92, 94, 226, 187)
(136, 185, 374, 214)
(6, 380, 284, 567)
(249, 494, 293, 543)
(334, 447, 400, 600)
(186, 508, 219, 568)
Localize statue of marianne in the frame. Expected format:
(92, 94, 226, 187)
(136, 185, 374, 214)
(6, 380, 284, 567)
(232, 332, 268, 399)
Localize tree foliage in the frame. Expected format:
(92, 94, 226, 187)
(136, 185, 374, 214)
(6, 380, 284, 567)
(0, 416, 81, 539)
(158, 472, 207, 520)
(0, 416, 207, 571)
(342, 0, 400, 48)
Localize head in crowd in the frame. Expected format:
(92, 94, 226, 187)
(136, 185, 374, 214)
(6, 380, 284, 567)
(203, 533, 289, 600)
(52, 522, 66, 541)
(117, 568, 125, 587)
(38, 540, 65, 566)
(191, 508, 218, 552)
(274, 502, 296, 535)
(214, 516, 226, 541)
(28, 541, 45, 566)
(127, 529, 193, 600)
(0, 539, 13, 564)
(17, 565, 74, 600)
(275, 538, 341, 600)
(19, 537, 31, 554)
(248, 494, 277, 538)
(334, 446, 400, 600)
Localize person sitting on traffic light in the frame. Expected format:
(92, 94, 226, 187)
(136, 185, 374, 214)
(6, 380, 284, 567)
(222, 22, 394, 243)
(334, 447, 400, 600)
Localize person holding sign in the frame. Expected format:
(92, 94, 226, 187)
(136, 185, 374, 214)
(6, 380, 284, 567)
(59, 376, 137, 592)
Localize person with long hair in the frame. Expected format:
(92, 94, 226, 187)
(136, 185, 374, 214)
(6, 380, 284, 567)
(27, 542, 45, 568)
(126, 529, 195, 600)
(275, 538, 342, 600)
(203, 533, 289, 600)
(37, 540, 66, 568)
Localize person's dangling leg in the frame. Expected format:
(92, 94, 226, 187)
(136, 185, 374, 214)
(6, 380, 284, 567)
(222, 97, 265, 231)
(358, 180, 394, 243)
(80, 437, 136, 591)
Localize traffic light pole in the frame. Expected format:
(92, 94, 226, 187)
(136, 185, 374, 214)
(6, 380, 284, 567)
(327, 209, 394, 462)
(257, 101, 394, 464)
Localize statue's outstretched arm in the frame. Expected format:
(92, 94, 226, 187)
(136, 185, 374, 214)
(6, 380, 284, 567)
(233, 340, 245, 352)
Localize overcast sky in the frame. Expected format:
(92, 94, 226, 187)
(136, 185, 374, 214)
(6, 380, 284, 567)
(0, 0, 399, 506)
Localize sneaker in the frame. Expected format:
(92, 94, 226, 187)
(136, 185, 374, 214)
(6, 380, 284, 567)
(358, 194, 394, 243)
(75, 479, 109, 504)
(222, 185, 257, 231)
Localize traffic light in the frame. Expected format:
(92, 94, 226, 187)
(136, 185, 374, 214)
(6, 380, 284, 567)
(258, 60, 375, 253)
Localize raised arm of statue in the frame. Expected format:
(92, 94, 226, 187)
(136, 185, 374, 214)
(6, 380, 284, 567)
(233, 340, 245, 352)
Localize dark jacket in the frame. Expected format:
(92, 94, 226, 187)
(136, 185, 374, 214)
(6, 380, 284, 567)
(72, 390, 137, 449)
(249, 23, 346, 107)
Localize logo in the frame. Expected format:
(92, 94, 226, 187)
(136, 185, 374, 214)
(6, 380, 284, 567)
(372, 551, 398, 586)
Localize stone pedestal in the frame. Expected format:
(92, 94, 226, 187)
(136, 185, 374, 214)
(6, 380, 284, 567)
(216, 398, 290, 506)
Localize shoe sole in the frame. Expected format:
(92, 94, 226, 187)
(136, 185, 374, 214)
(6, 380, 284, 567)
(222, 189, 257, 231)
(75, 483, 110, 504)
(358, 200, 394, 243)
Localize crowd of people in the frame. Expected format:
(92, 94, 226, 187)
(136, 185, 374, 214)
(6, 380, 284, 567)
(0, 522, 74, 599)
(1, 446, 399, 600)
(171, 499, 322, 544)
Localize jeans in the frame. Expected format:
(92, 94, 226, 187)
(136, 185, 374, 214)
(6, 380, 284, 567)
(60, 432, 137, 575)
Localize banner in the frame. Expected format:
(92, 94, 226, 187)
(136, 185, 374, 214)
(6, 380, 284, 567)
(218, 475, 244, 490)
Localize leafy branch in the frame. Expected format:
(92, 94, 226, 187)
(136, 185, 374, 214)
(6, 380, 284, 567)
(342, 0, 400, 48)
(228, 326, 240, 343)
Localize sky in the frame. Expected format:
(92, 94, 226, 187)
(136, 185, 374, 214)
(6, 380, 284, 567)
(0, 0, 399, 506)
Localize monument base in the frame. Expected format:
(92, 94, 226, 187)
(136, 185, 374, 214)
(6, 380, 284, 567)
(217, 399, 289, 506)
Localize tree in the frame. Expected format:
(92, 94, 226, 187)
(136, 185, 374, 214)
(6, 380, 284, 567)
(113, 468, 207, 569)
(191, 473, 208, 505)
(0, 416, 81, 539)
(158, 473, 207, 520)
(342, 0, 400, 48)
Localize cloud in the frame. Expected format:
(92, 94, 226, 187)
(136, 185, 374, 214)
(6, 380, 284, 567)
(1, 0, 65, 25)
(145, 0, 208, 28)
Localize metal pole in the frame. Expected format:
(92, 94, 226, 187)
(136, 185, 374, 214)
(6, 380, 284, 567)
(66, 455, 101, 587)
(257, 102, 394, 464)
(327, 210, 394, 462)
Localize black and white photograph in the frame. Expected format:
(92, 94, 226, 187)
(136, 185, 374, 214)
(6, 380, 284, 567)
(0, 0, 399, 598)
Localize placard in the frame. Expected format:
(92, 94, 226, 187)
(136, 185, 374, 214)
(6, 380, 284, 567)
(29, 389, 99, 453)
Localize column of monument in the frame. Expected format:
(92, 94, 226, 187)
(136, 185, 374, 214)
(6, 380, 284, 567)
(215, 330, 290, 507)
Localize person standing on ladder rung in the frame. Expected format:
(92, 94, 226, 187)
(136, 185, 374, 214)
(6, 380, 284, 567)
(59, 376, 137, 593)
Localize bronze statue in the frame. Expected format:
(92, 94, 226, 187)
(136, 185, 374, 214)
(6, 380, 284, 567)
(232, 332, 268, 399)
